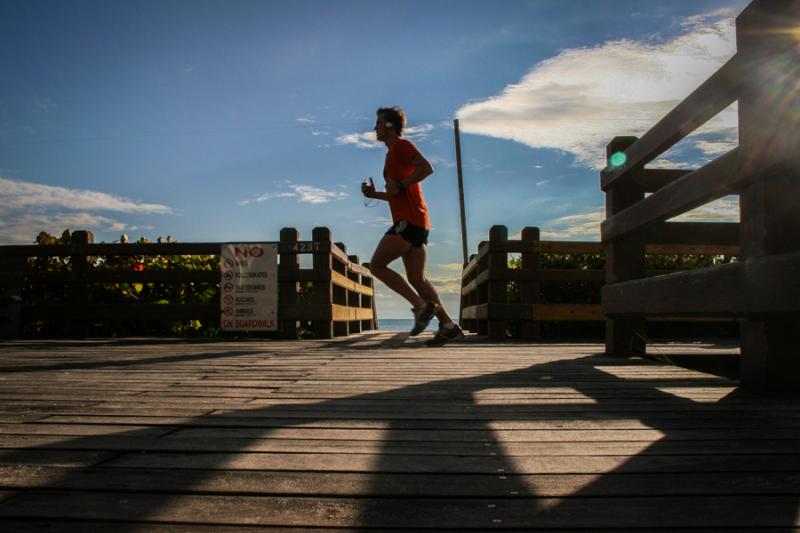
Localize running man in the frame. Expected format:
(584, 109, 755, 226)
(362, 106, 464, 346)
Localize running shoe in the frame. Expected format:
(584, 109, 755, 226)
(410, 301, 438, 336)
(425, 324, 465, 346)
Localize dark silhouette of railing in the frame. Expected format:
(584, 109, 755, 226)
(0, 226, 377, 339)
(460, 225, 738, 340)
(599, 0, 800, 390)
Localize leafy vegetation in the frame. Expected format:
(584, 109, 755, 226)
(503, 251, 738, 339)
(24, 230, 219, 337)
(19, 230, 739, 340)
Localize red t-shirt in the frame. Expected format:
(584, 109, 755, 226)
(383, 138, 430, 229)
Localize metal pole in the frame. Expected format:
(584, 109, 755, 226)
(454, 119, 468, 266)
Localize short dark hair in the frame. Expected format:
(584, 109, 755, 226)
(376, 106, 407, 135)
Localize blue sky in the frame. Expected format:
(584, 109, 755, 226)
(1, 0, 748, 317)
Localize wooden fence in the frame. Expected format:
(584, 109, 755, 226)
(600, 0, 800, 390)
(0, 226, 377, 339)
(460, 225, 739, 341)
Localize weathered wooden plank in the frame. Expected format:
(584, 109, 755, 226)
(645, 222, 739, 248)
(103, 450, 800, 474)
(0, 415, 50, 424)
(0, 449, 116, 467)
(20, 301, 373, 324)
(532, 304, 604, 322)
(3, 434, 799, 456)
(23, 303, 219, 321)
(635, 168, 693, 192)
(645, 243, 740, 255)
(2, 491, 799, 528)
(3, 465, 800, 497)
(0, 424, 176, 437)
(0, 272, 24, 287)
(603, 251, 800, 316)
(279, 304, 373, 321)
(602, 148, 796, 243)
(330, 271, 373, 296)
(20, 270, 218, 284)
(331, 304, 374, 322)
(0, 333, 791, 531)
(24, 421, 789, 442)
(0, 522, 351, 533)
(0, 242, 220, 258)
(533, 241, 603, 254)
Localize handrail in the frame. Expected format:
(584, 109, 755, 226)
(459, 225, 737, 341)
(0, 227, 377, 339)
(599, 0, 800, 391)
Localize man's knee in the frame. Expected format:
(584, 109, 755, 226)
(369, 262, 386, 277)
(407, 274, 426, 289)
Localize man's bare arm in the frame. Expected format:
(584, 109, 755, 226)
(403, 154, 434, 186)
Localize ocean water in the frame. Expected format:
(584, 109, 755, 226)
(378, 319, 456, 331)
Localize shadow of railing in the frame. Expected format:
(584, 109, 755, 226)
(0, 339, 798, 528)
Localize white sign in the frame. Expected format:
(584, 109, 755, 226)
(220, 243, 278, 331)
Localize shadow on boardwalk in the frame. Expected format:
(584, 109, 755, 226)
(0, 336, 798, 529)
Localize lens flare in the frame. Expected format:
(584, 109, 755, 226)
(609, 151, 627, 168)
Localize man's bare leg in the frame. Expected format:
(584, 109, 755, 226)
(402, 245, 455, 327)
(369, 234, 426, 309)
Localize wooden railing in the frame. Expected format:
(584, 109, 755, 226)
(460, 225, 739, 340)
(0, 226, 377, 339)
(599, 0, 800, 390)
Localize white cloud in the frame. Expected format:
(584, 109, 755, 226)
(428, 155, 455, 169)
(404, 124, 435, 142)
(534, 195, 739, 242)
(693, 129, 738, 156)
(0, 212, 131, 244)
(0, 176, 173, 244)
(541, 208, 605, 241)
(238, 191, 297, 205)
(435, 263, 465, 272)
(669, 196, 739, 222)
(335, 123, 435, 149)
(455, 11, 739, 169)
(291, 184, 348, 204)
(239, 183, 348, 205)
(335, 131, 382, 149)
(427, 274, 462, 295)
(0, 177, 172, 214)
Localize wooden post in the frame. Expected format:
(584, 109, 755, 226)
(603, 137, 646, 356)
(332, 243, 348, 335)
(520, 227, 541, 341)
(736, 0, 800, 390)
(312, 227, 334, 339)
(363, 262, 378, 331)
(487, 225, 508, 340)
(464, 253, 477, 333)
(347, 254, 361, 335)
(69, 230, 93, 337)
(0, 256, 25, 338)
(278, 228, 300, 339)
(477, 242, 489, 336)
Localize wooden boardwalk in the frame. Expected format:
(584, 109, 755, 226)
(0, 332, 797, 530)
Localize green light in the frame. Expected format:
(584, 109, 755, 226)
(609, 151, 627, 168)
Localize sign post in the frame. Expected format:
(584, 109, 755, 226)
(220, 243, 278, 331)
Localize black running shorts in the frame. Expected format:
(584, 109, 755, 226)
(385, 219, 429, 247)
